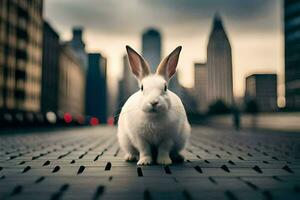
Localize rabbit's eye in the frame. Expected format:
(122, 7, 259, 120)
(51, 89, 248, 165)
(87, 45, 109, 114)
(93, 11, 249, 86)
(164, 85, 167, 92)
(141, 85, 143, 91)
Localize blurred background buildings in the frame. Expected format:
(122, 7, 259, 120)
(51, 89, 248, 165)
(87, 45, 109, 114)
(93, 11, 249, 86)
(0, 0, 103, 126)
(284, 0, 300, 110)
(206, 15, 233, 107)
(0, 0, 299, 128)
(245, 74, 278, 112)
(68, 28, 88, 72)
(41, 21, 59, 113)
(117, 54, 137, 106)
(58, 43, 85, 116)
(85, 53, 107, 123)
(194, 63, 208, 113)
(0, 0, 43, 113)
(142, 29, 161, 72)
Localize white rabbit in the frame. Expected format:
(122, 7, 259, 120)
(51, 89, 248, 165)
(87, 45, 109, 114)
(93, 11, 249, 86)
(117, 45, 191, 165)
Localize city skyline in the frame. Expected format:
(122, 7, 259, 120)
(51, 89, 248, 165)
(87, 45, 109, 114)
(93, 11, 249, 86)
(45, 0, 283, 101)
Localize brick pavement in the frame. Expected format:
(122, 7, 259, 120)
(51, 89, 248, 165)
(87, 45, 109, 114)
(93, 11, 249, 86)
(0, 126, 299, 200)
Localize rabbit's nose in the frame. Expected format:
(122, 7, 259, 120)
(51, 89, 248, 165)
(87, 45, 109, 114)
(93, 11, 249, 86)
(150, 100, 159, 107)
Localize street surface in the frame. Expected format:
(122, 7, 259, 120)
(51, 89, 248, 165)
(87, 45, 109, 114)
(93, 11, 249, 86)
(0, 126, 299, 200)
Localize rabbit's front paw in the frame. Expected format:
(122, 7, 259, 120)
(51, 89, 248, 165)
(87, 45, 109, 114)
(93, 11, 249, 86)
(157, 156, 172, 165)
(137, 156, 153, 165)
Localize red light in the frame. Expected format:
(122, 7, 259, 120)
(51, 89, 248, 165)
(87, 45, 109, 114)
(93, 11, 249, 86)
(107, 117, 114, 126)
(90, 117, 99, 126)
(64, 113, 72, 124)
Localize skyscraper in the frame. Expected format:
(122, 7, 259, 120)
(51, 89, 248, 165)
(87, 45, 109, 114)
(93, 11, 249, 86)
(0, 0, 43, 113)
(41, 21, 60, 113)
(69, 27, 88, 72)
(206, 14, 233, 106)
(142, 28, 162, 72)
(121, 54, 138, 99)
(58, 43, 85, 116)
(194, 63, 208, 112)
(85, 53, 107, 123)
(284, 0, 300, 110)
(168, 74, 181, 94)
(117, 54, 138, 117)
(245, 74, 278, 112)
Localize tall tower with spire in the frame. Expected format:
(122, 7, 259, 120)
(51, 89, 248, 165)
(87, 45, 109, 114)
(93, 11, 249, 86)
(206, 14, 233, 106)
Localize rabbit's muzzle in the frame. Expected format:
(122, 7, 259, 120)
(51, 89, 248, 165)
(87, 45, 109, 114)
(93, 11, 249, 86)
(141, 91, 170, 114)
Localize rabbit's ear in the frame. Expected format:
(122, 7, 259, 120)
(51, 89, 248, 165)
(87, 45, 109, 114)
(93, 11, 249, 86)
(156, 46, 182, 81)
(126, 45, 150, 80)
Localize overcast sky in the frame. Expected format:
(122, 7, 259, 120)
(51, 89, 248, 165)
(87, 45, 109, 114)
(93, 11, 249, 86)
(45, 0, 283, 100)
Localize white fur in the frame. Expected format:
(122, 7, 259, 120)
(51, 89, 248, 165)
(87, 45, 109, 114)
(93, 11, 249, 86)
(118, 75, 191, 165)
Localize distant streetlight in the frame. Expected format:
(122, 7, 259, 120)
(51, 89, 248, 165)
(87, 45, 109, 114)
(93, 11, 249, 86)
(46, 112, 57, 124)
(64, 113, 72, 124)
(90, 117, 99, 126)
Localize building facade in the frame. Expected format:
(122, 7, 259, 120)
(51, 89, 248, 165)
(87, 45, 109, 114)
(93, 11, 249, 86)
(41, 21, 59, 113)
(194, 62, 208, 113)
(168, 74, 182, 95)
(245, 74, 278, 112)
(117, 54, 139, 117)
(0, 0, 43, 113)
(58, 44, 85, 116)
(142, 28, 162, 72)
(69, 27, 88, 72)
(206, 14, 233, 106)
(284, 0, 300, 110)
(122, 54, 138, 100)
(85, 53, 107, 122)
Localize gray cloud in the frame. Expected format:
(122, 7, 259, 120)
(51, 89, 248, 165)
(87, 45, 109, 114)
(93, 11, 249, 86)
(45, 0, 280, 37)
